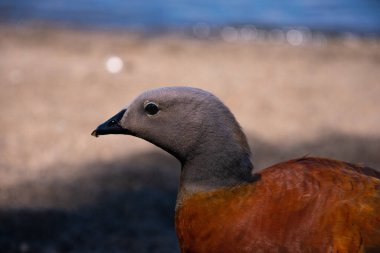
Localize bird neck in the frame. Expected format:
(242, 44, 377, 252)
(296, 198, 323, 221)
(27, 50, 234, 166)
(178, 128, 255, 194)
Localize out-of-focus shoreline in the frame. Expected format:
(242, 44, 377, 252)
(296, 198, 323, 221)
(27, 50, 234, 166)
(2, 22, 380, 46)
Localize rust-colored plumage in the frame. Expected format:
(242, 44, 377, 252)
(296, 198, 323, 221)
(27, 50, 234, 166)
(176, 158, 380, 253)
(92, 87, 380, 253)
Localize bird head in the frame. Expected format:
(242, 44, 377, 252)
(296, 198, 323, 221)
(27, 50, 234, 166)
(92, 87, 250, 166)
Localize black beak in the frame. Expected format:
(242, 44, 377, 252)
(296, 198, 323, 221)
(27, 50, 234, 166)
(91, 109, 128, 137)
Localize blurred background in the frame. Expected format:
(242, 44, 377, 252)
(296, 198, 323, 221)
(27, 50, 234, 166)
(0, 1, 379, 252)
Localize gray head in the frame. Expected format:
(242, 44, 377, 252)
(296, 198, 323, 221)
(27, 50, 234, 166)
(92, 87, 254, 190)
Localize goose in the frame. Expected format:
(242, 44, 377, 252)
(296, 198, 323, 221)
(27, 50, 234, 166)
(92, 87, 380, 253)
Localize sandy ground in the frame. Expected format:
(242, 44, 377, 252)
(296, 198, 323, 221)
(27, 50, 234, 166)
(0, 25, 379, 252)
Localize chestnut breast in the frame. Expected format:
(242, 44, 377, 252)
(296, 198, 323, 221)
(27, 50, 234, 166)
(175, 158, 380, 253)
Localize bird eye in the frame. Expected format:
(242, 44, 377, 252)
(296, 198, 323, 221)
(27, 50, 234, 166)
(144, 102, 159, 116)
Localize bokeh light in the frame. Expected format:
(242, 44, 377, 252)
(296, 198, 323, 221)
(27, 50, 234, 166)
(105, 56, 124, 74)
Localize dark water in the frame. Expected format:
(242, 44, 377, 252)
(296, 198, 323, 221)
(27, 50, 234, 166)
(1, 0, 380, 35)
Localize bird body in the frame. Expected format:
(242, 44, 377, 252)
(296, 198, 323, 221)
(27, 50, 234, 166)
(176, 157, 380, 253)
(92, 87, 380, 253)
